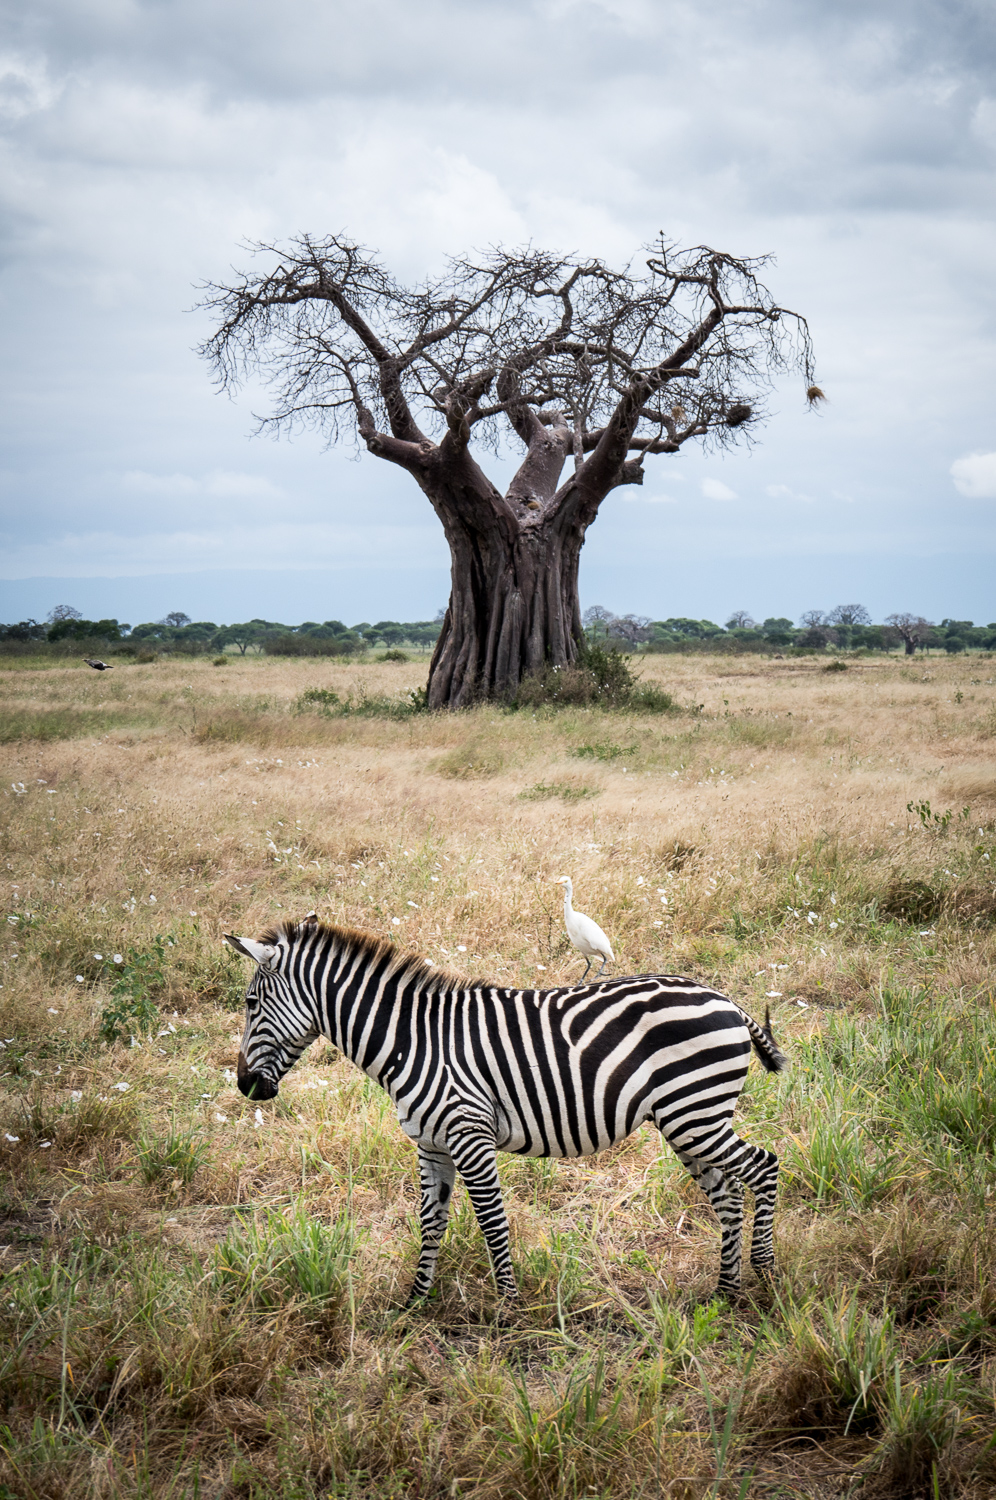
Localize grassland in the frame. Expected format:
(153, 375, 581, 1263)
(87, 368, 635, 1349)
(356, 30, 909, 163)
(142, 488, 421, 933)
(0, 650, 994, 1498)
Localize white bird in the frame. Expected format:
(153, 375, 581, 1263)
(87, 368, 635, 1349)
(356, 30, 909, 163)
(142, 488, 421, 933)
(84, 658, 113, 671)
(554, 876, 614, 980)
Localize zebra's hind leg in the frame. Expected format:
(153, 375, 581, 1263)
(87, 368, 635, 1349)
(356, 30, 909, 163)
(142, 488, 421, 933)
(667, 1126, 781, 1295)
(743, 1145, 779, 1281)
(406, 1146, 457, 1306)
(446, 1129, 518, 1298)
(672, 1148, 745, 1296)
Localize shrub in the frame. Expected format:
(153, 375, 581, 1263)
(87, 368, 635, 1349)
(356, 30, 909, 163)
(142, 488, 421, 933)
(137, 1123, 210, 1186)
(880, 880, 941, 924)
(519, 781, 601, 802)
(295, 684, 426, 719)
(433, 738, 505, 778)
(264, 632, 361, 657)
(515, 641, 676, 712)
(571, 742, 637, 761)
(99, 937, 169, 1042)
(212, 1206, 359, 1339)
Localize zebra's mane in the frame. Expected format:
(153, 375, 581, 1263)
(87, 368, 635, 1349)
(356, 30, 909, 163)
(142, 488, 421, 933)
(259, 918, 484, 993)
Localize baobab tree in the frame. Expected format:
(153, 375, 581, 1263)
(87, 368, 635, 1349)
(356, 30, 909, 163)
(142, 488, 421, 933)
(886, 612, 933, 656)
(199, 235, 820, 708)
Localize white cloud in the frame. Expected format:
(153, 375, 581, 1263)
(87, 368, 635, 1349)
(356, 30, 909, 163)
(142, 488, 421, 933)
(121, 470, 284, 499)
(951, 452, 996, 499)
(621, 490, 679, 503)
(766, 483, 815, 503)
(0, 523, 445, 579)
(0, 54, 62, 122)
(701, 478, 737, 500)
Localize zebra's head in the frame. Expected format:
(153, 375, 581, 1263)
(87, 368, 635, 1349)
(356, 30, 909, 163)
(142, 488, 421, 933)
(224, 929, 319, 1101)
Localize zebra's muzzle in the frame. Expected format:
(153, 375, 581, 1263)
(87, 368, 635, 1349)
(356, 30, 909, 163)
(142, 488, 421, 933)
(237, 1050, 279, 1101)
(237, 1070, 278, 1101)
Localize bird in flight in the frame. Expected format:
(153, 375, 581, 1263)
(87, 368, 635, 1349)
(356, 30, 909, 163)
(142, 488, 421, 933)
(554, 876, 615, 980)
(84, 659, 113, 671)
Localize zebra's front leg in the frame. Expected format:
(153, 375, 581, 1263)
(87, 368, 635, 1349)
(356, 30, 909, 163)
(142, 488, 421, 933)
(406, 1145, 457, 1306)
(447, 1130, 518, 1298)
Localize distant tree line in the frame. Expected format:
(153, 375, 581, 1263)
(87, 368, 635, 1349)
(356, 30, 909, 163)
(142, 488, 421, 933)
(583, 605, 996, 655)
(2, 603, 993, 658)
(0, 607, 443, 657)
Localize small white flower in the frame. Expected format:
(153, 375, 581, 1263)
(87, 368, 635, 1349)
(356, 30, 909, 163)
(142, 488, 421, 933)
(113, 954, 123, 964)
(636, 876, 645, 886)
(253, 1108, 264, 1127)
(94, 953, 103, 960)
(807, 911, 819, 925)
(47, 1008, 58, 1015)
(456, 945, 467, 952)
(70, 1090, 83, 1102)
(39, 1141, 52, 1149)
(214, 1113, 228, 1124)
(4, 1134, 19, 1143)
(129, 1037, 141, 1048)
(392, 917, 401, 926)
(407, 901, 418, 908)
(536, 964, 546, 971)
(75, 975, 84, 983)
(148, 895, 157, 904)
(766, 991, 782, 998)
(659, 895, 668, 906)
(796, 999, 809, 1009)
(829, 921, 839, 929)
(111, 1081, 129, 1092)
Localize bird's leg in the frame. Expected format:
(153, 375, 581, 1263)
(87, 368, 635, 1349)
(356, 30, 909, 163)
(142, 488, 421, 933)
(595, 958, 608, 978)
(580, 957, 592, 981)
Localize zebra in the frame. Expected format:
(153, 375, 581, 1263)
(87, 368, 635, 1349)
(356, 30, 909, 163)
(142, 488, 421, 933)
(224, 917, 787, 1304)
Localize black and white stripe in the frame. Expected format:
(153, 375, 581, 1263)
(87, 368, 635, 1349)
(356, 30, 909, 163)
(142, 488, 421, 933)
(225, 919, 787, 1302)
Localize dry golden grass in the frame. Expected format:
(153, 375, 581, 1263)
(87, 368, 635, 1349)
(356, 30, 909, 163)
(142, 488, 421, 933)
(0, 649, 995, 1497)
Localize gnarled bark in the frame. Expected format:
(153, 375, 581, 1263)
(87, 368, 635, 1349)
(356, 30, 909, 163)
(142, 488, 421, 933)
(426, 486, 585, 708)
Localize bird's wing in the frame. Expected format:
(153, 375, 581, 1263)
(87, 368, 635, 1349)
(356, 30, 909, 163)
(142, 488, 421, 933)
(570, 911, 614, 958)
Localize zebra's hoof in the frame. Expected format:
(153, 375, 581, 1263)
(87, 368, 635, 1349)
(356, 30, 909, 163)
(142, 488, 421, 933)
(402, 1286, 439, 1310)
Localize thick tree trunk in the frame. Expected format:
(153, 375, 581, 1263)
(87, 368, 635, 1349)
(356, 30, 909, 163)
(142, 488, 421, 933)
(357, 375, 644, 709)
(426, 498, 585, 709)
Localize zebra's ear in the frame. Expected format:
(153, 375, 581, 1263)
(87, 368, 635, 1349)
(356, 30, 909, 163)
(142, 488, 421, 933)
(224, 934, 278, 966)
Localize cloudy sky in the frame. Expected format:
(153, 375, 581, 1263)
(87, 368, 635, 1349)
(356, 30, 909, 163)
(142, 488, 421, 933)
(1, 0, 994, 630)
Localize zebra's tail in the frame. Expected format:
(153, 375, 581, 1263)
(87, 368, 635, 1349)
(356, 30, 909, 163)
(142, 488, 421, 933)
(740, 1004, 789, 1074)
